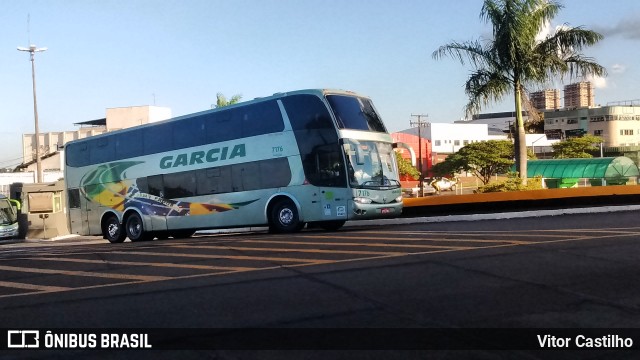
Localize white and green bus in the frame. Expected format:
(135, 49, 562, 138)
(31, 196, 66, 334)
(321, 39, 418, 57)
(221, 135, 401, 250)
(64, 89, 403, 243)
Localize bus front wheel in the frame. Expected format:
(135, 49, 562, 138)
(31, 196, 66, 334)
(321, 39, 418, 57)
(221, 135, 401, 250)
(269, 198, 305, 233)
(103, 215, 126, 243)
(125, 212, 152, 242)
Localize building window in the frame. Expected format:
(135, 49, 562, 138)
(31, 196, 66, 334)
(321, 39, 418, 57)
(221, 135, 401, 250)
(454, 140, 460, 146)
(594, 130, 603, 136)
(434, 140, 441, 146)
(620, 129, 634, 136)
(463, 140, 469, 145)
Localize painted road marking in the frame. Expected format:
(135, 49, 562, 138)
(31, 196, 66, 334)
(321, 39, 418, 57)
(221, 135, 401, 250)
(168, 244, 407, 256)
(0, 280, 70, 292)
(108, 251, 333, 264)
(357, 230, 573, 239)
(257, 238, 475, 250)
(0, 264, 170, 282)
(29, 257, 255, 272)
(302, 235, 534, 245)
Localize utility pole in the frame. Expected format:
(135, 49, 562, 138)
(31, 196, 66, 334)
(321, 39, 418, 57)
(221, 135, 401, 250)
(18, 44, 47, 183)
(410, 114, 429, 197)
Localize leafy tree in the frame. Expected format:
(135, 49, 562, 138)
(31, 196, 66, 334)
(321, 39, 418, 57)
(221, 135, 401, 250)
(213, 93, 242, 108)
(552, 134, 603, 158)
(433, 140, 515, 185)
(433, 0, 606, 185)
(395, 152, 421, 180)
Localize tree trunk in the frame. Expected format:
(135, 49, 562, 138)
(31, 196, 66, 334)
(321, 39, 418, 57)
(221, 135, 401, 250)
(514, 83, 528, 186)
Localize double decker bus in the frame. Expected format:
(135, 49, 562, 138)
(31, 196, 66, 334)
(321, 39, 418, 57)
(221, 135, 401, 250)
(64, 89, 402, 243)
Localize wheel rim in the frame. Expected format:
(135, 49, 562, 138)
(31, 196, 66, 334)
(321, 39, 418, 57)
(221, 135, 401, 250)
(107, 222, 119, 238)
(278, 207, 294, 226)
(128, 217, 142, 238)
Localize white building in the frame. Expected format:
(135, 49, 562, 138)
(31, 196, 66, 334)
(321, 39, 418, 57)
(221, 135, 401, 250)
(455, 111, 531, 133)
(399, 122, 507, 154)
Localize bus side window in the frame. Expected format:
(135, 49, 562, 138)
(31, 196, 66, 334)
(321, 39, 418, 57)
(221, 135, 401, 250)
(90, 137, 115, 164)
(66, 143, 89, 167)
(260, 158, 292, 188)
(207, 110, 237, 143)
(147, 175, 164, 198)
(174, 117, 205, 149)
(242, 101, 284, 138)
(163, 172, 196, 199)
(144, 124, 173, 156)
(116, 130, 143, 159)
(196, 167, 232, 195)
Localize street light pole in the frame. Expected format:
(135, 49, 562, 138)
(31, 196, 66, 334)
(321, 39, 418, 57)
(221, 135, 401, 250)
(410, 114, 429, 196)
(18, 44, 47, 183)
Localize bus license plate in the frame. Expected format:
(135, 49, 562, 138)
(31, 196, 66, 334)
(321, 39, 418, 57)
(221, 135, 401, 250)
(380, 208, 392, 214)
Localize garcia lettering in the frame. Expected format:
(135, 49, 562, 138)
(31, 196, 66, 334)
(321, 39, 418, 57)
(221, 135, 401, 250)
(160, 144, 246, 169)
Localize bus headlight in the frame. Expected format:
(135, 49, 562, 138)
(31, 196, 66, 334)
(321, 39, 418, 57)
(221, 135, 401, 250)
(353, 197, 372, 204)
(395, 196, 403, 203)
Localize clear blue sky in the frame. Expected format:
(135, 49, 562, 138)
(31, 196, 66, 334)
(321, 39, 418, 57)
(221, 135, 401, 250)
(2, 0, 639, 169)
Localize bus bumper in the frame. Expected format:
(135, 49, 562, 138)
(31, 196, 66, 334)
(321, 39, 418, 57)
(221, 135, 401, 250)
(350, 201, 403, 220)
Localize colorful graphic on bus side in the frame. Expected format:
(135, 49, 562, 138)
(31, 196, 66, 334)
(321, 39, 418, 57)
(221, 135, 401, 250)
(79, 161, 256, 217)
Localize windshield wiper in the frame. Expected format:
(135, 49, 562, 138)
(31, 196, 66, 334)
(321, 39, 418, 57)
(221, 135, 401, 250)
(360, 179, 401, 189)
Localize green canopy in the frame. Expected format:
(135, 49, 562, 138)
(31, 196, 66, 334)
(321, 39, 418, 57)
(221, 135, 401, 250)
(516, 157, 640, 179)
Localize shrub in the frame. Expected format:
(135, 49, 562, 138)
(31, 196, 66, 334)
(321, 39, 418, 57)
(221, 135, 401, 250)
(477, 173, 542, 193)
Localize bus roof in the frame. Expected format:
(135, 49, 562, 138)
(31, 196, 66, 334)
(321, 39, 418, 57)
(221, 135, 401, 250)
(65, 89, 367, 146)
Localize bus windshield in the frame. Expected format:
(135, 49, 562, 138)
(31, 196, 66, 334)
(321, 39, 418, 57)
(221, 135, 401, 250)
(326, 95, 387, 132)
(343, 140, 400, 189)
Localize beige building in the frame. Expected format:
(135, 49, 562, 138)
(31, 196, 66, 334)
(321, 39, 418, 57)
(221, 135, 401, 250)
(544, 104, 640, 146)
(563, 81, 594, 108)
(20, 105, 172, 173)
(530, 89, 561, 110)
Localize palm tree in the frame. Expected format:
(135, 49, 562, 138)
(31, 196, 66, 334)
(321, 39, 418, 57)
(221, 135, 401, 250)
(433, 0, 606, 184)
(213, 93, 242, 108)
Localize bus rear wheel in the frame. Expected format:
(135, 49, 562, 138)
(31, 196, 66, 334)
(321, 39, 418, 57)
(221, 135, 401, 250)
(125, 212, 152, 242)
(103, 215, 126, 243)
(269, 198, 305, 233)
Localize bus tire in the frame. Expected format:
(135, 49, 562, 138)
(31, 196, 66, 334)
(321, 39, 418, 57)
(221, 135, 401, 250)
(103, 215, 126, 243)
(125, 212, 151, 242)
(316, 220, 346, 231)
(269, 198, 304, 233)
